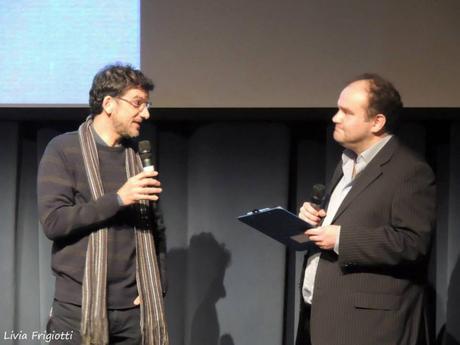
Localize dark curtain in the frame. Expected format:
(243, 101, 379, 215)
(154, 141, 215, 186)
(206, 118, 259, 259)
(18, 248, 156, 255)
(0, 111, 459, 345)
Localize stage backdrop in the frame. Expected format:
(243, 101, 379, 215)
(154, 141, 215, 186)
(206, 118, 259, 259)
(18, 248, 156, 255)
(0, 113, 459, 345)
(1, 0, 459, 109)
(142, 0, 460, 107)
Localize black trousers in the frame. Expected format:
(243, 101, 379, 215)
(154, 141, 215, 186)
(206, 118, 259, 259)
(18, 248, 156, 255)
(47, 300, 141, 345)
(295, 302, 312, 345)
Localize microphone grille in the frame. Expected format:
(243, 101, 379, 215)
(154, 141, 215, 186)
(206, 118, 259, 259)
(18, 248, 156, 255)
(138, 140, 151, 154)
(311, 184, 326, 204)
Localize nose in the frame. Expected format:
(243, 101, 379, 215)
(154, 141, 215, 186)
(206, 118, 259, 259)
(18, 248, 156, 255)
(332, 110, 342, 124)
(140, 106, 150, 120)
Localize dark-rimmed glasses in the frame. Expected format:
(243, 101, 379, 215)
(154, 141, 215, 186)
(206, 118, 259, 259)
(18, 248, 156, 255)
(116, 97, 152, 111)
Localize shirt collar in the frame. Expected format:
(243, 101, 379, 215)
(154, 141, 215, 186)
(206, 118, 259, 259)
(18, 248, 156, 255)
(358, 134, 392, 164)
(341, 134, 393, 180)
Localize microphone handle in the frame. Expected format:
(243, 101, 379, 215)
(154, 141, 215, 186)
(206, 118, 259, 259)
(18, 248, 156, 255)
(142, 163, 155, 172)
(139, 164, 156, 228)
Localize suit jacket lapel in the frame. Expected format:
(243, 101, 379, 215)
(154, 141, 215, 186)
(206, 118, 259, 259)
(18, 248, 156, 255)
(322, 163, 343, 211)
(330, 137, 399, 224)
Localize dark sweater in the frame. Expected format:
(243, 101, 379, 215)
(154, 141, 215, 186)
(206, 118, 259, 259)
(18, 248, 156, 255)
(37, 130, 166, 309)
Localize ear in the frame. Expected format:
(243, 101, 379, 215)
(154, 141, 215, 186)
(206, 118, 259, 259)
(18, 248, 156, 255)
(371, 114, 386, 133)
(102, 96, 115, 115)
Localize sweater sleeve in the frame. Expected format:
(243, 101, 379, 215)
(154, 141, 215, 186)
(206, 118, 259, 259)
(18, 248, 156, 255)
(37, 136, 121, 241)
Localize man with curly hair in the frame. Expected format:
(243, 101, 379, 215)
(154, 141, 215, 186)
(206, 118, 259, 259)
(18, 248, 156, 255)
(38, 64, 169, 345)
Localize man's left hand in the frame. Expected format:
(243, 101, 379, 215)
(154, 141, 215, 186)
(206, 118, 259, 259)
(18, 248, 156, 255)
(305, 225, 340, 250)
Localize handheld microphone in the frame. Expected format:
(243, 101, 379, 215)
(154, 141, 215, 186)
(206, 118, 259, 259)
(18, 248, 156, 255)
(138, 140, 154, 172)
(310, 184, 326, 209)
(137, 140, 156, 227)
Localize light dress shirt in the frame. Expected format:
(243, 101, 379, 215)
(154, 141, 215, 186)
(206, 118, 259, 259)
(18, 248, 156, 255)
(302, 135, 393, 304)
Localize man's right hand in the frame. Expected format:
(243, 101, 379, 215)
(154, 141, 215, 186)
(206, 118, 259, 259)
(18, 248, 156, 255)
(117, 170, 162, 206)
(298, 202, 326, 226)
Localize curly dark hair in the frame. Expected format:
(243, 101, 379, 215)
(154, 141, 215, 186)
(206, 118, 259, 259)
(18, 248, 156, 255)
(89, 63, 154, 115)
(348, 73, 403, 133)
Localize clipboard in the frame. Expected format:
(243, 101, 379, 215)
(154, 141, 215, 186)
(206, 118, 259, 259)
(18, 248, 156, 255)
(237, 206, 311, 251)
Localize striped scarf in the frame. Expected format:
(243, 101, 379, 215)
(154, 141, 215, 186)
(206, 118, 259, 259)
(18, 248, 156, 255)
(78, 116, 169, 345)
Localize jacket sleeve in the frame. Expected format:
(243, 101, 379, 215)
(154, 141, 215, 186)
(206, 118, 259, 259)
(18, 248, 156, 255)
(37, 137, 121, 241)
(338, 161, 436, 268)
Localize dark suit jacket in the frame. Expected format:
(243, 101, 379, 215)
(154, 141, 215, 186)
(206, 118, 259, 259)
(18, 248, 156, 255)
(296, 137, 436, 345)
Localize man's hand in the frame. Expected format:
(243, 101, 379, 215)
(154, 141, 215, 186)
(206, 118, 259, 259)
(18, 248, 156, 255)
(133, 296, 141, 306)
(117, 170, 162, 206)
(298, 202, 326, 227)
(305, 225, 340, 250)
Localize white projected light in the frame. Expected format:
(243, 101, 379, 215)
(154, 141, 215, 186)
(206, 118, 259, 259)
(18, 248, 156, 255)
(0, 1, 140, 106)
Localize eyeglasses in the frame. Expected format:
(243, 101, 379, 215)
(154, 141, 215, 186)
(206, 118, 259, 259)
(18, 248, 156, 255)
(116, 97, 152, 111)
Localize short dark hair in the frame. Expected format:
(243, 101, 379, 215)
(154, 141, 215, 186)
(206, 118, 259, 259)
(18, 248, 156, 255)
(349, 73, 403, 133)
(89, 63, 154, 115)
